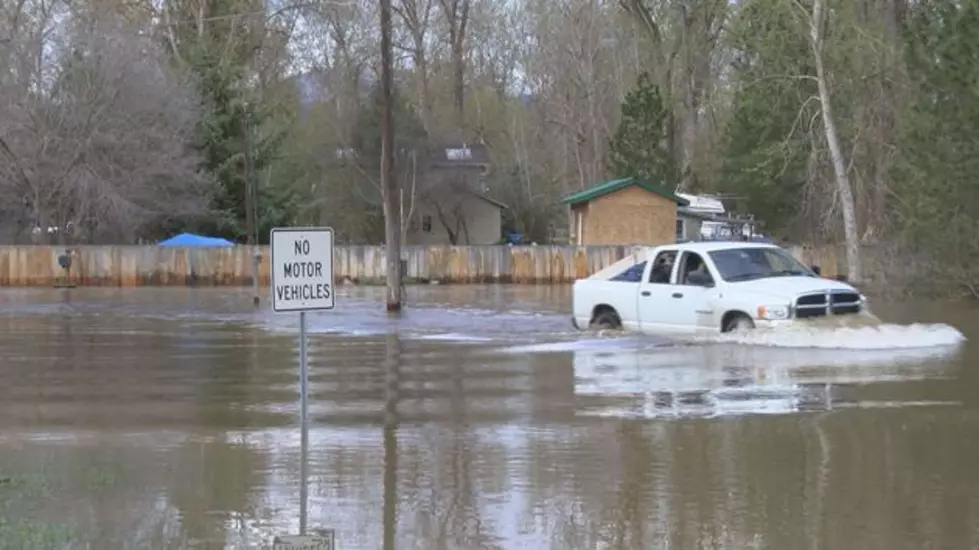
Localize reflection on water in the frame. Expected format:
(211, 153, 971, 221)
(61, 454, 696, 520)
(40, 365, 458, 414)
(573, 343, 963, 419)
(0, 287, 977, 549)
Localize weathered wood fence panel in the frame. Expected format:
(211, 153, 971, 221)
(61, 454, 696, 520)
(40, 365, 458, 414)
(0, 244, 844, 287)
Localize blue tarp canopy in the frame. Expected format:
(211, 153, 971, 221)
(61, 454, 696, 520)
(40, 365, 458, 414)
(157, 233, 235, 247)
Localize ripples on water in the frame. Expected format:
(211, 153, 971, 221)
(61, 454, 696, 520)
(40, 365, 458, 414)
(0, 286, 976, 549)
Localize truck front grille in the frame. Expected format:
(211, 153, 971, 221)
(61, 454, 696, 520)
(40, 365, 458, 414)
(795, 291, 861, 318)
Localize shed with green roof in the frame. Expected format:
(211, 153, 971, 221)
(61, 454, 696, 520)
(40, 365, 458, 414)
(562, 177, 689, 245)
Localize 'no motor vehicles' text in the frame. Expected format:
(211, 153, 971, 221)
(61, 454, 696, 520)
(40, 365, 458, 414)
(274, 283, 331, 302)
(271, 229, 335, 312)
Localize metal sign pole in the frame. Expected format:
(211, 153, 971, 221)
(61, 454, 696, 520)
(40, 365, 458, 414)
(299, 310, 308, 424)
(299, 310, 309, 536)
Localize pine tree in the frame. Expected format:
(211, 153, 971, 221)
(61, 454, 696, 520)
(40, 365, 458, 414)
(892, 0, 979, 279)
(607, 72, 677, 186)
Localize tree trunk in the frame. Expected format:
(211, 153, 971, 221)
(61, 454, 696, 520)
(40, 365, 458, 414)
(809, 0, 861, 282)
(441, 0, 469, 134)
(380, 0, 403, 311)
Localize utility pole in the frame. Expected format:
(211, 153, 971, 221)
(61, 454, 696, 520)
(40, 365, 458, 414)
(242, 115, 254, 245)
(380, 0, 403, 312)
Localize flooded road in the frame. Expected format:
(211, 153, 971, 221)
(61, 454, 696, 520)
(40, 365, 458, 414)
(0, 285, 976, 549)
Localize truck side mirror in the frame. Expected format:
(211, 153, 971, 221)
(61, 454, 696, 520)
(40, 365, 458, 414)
(810, 265, 821, 276)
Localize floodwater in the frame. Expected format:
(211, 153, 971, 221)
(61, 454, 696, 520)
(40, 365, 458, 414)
(0, 285, 976, 550)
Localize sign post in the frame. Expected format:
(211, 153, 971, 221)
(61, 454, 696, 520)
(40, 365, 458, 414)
(270, 227, 335, 548)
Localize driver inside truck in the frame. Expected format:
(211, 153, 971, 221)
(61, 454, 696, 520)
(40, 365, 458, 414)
(649, 252, 675, 283)
(682, 253, 712, 285)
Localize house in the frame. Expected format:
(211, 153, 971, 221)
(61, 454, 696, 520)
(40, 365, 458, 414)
(675, 193, 766, 241)
(562, 177, 690, 246)
(405, 189, 506, 245)
(403, 143, 505, 245)
(676, 193, 726, 242)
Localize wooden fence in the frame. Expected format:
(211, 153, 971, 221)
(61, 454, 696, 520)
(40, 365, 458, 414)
(0, 244, 846, 287)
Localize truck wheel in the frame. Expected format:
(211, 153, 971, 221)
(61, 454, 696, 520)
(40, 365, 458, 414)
(723, 314, 755, 333)
(590, 309, 621, 331)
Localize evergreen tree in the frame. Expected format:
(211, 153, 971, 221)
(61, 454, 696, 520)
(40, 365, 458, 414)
(892, 0, 979, 279)
(190, 47, 295, 243)
(607, 72, 677, 186)
(157, 0, 297, 243)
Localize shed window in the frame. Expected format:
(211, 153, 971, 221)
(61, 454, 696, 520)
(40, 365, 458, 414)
(422, 215, 432, 233)
(676, 219, 686, 242)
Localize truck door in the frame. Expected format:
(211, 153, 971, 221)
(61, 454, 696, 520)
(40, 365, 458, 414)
(672, 250, 719, 331)
(637, 249, 679, 332)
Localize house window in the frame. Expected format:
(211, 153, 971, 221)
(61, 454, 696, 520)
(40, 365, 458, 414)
(422, 215, 432, 233)
(676, 218, 686, 242)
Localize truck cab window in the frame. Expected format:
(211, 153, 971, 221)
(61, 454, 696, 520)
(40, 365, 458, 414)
(679, 252, 714, 286)
(648, 251, 677, 284)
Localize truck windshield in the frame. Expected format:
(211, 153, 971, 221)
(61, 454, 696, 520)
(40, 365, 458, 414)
(707, 247, 814, 282)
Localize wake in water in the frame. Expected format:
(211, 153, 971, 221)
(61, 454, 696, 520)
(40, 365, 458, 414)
(696, 322, 966, 350)
(494, 321, 966, 355)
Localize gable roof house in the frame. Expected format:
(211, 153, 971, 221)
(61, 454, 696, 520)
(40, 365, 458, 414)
(404, 143, 506, 245)
(562, 177, 690, 246)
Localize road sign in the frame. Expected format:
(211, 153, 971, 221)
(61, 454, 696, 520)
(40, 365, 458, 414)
(270, 227, 335, 538)
(272, 532, 335, 550)
(271, 227, 335, 313)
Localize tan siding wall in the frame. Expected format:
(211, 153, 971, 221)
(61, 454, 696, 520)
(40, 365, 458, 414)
(0, 244, 849, 286)
(579, 186, 678, 245)
(406, 194, 502, 245)
(570, 204, 587, 245)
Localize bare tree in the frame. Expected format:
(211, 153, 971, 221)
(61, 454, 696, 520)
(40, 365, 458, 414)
(437, 0, 470, 132)
(394, 0, 436, 132)
(799, 0, 861, 281)
(380, 0, 404, 310)
(0, 15, 205, 243)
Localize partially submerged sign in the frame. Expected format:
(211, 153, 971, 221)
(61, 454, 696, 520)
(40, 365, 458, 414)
(271, 227, 335, 313)
(272, 532, 335, 550)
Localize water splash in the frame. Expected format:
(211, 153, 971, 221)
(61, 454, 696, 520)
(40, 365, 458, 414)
(700, 322, 966, 350)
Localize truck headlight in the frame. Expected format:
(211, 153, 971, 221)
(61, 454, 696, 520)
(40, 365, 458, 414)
(757, 305, 791, 320)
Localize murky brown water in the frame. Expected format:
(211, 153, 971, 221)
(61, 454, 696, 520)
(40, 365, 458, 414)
(0, 286, 977, 549)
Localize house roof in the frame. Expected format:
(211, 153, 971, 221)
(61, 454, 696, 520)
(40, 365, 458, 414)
(469, 191, 507, 210)
(676, 193, 725, 214)
(562, 177, 689, 207)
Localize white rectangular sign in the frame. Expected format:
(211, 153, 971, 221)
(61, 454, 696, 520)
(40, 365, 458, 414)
(272, 533, 335, 550)
(270, 227, 335, 313)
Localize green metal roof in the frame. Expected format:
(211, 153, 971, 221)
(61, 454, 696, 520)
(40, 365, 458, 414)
(561, 177, 689, 207)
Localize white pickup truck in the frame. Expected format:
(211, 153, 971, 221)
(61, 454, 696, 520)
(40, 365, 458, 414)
(571, 241, 871, 334)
